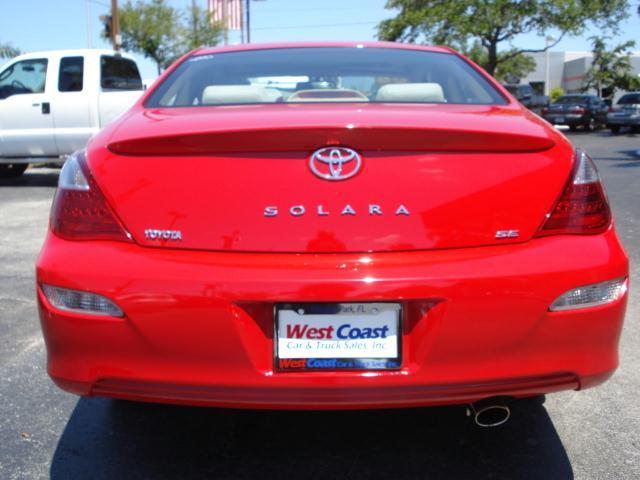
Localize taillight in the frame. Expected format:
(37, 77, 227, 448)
(573, 107, 585, 113)
(549, 277, 627, 311)
(535, 149, 611, 237)
(541, 107, 549, 114)
(51, 151, 132, 242)
(42, 284, 124, 317)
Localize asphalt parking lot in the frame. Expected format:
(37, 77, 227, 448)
(1, 130, 639, 480)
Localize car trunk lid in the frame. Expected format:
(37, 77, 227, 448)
(89, 104, 571, 253)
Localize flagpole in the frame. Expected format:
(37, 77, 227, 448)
(223, 0, 229, 45)
(246, 0, 250, 43)
(240, 0, 245, 43)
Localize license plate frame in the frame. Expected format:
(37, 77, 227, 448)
(274, 302, 402, 372)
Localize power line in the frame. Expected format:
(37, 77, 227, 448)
(251, 6, 382, 14)
(252, 20, 379, 31)
(86, 0, 110, 7)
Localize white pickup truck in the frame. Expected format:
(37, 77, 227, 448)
(0, 49, 144, 177)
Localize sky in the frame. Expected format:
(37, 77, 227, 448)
(1, 0, 639, 79)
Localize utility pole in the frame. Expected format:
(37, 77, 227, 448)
(111, 0, 122, 51)
(246, 0, 266, 43)
(191, 0, 199, 46)
(85, 0, 93, 48)
(544, 36, 555, 96)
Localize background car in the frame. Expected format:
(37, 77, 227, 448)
(606, 92, 640, 133)
(502, 83, 548, 114)
(541, 94, 608, 131)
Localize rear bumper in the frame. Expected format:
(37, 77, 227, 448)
(543, 113, 589, 125)
(0, 156, 64, 165)
(607, 115, 640, 126)
(37, 229, 628, 409)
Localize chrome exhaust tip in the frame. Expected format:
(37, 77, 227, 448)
(467, 398, 511, 428)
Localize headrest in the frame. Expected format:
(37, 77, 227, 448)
(375, 83, 445, 103)
(202, 85, 270, 105)
(287, 89, 368, 102)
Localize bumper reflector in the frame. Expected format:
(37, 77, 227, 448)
(42, 284, 124, 317)
(549, 278, 628, 311)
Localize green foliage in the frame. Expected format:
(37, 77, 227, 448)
(550, 86, 564, 103)
(378, 0, 630, 76)
(182, 2, 222, 53)
(583, 37, 637, 99)
(116, 0, 180, 74)
(0, 41, 20, 59)
(465, 41, 535, 81)
(114, 0, 222, 75)
(627, 76, 640, 91)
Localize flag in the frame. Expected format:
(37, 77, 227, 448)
(209, 0, 243, 30)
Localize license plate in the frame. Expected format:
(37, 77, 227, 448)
(555, 116, 565, 123)
(275, 302, 401, 371)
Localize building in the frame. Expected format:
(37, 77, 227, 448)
(519, 51, 640, 99)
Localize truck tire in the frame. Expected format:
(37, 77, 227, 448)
(0, 164, 28, 178)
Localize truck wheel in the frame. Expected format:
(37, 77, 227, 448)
(609, 125, 620, 134)
(0, 164, 28, 178)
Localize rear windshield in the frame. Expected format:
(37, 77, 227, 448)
(101, 56, 143, 91)
(554, 96, 590, 104)
(618, 93, 640, 105)
(146, 47, 507, 107)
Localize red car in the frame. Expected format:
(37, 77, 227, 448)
(37, 42, 628, 426)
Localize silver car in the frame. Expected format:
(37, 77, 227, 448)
(606, 92, 640, 133)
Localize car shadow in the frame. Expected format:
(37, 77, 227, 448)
(0, 168, 59, 187)
(609, 150, 640, 168)
(612, 161, 640, 168)
(565, 128, 615, 137)
(583, 149, 640, 166)
(50, 396, 573, 480)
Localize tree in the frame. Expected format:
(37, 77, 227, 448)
(549, 86, 564, 103)
(583, 37, 638, 99)
(113, 0, 222, 75)
(0, 41, 20, 60)
(378, 1, 630, 76)
(182, 0, 222, 52)
(116, 0, 181, 75)
(464, 41, 535, 82)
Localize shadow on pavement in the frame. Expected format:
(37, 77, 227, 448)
(50, 396, 573, 480)
(565, 129, 638, 138)
(0, 169, 59, 188)
(606, 150, 640, 168)
(612, 161, 640, 169)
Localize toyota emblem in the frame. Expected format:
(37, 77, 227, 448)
(309, 147, 362, 181)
